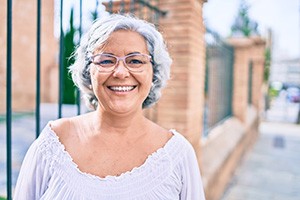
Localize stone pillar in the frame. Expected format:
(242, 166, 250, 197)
(227, 38, 253, 123)
(157, 0, 207, 164)
(251, 59, 264, 109)
(250, 37, 266, 111)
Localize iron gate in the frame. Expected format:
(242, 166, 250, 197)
(203, 28, 234, 136)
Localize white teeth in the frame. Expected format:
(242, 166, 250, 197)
(109, 86, 135, 92)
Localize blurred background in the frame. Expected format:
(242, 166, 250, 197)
(0, 0, 300, 199)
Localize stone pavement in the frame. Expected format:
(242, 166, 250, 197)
(264, 91, 300, 124)
(221, 122, 300, 200)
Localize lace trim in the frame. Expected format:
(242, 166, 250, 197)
(46, 122, 179, 179)
(38, 122, 187, 196)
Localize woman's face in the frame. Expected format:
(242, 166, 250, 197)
(90, 30, 153, 115)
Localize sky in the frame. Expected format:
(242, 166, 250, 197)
(203, 0, 300, 59)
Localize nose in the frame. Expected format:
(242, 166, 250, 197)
(112, 60, 130, 79)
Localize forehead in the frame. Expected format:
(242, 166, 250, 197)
(98, 30, 148, 54)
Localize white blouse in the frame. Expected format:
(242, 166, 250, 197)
(14, 122, 205, 200)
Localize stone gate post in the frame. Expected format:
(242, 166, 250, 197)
(157, 0, 207, 167)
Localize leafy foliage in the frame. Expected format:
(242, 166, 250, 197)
(231, 0, 259, 37)
(91, 0, 99, 21)
(264, 47, 271, 82)
(63, 7, 77, 104)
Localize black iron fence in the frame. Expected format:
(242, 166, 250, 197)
(4, 0, 165, 199)
(248, 61, 253, 105)
(6, 0, 12, 199)
(203, 28, 234, 136)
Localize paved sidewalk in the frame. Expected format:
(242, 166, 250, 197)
(221, 121, 300, 200)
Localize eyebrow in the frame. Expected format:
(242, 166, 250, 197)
(101, 51, 143, 56)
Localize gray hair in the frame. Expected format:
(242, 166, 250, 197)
(69, 14, 172, 110)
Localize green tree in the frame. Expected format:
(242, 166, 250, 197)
(231, 0, 259, 37)
(62, 2, 100, 105)
(63, 7, 76, 104)
(91, 0, 99, 21)
(264, 47, 271, 82)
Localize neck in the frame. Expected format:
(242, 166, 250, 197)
(92, 107, 147, 137)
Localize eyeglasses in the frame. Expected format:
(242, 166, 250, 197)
(89, 53, 152, 73)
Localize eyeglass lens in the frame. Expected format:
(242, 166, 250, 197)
(93, 54, 149, 72)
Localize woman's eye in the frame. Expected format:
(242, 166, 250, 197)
(129, 59, 143, 64)
(99, 59, 114, 65)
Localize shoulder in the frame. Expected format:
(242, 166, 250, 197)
(48, 117, 80, 152)
(163, 130, 196, 162)
(47, 113, 94, 151)
(49, 118, 71, 146)
(49, 118, 72, 138)
(170, 130, 195, 152)
(50, 111, 95, 136)
(143, 119, 173, 150)
(49, 114, 85, 143)
(22, 120, 69, 162)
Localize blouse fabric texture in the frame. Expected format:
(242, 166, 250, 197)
(14, 122, 205, 200)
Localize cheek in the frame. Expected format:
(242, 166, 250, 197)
(90, 67, 104, 85)
(90, 71, 98, 83)
(143, 71, 154, 92)
(90, 72, 98, 87)
(148, 69, 154, 85)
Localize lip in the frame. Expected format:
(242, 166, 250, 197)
(106, 85, 137, 93)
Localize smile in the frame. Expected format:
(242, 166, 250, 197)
(108, 86, 136, 92)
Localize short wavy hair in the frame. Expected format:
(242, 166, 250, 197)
(69, 14, 172, 110)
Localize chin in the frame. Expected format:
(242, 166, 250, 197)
(109, 104, 142, 115)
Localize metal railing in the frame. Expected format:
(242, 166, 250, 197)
(203, 28, 234, 136)
(6, 0, 12, 199)
(248, 61, 253, 105)
(4, 1, 165, 199)
(106, 0, 166, 24)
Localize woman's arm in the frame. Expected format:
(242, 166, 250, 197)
(180, 143, 206, 200)
(13, 137, 49, 200)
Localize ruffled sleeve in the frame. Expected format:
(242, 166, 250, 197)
(13, 130, 51, 200)
(179, 141, 206, 200)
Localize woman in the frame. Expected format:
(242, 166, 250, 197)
(14, 14, 205, 200)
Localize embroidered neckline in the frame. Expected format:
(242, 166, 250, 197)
(45, 121, 180, 182)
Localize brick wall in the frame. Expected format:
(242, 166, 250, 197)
(251, 37, 266, 111)
(0, 0, 58, 113)
(227, 37, 266, 122)
(158, 0, 207, 163)
(202, 36, 265, 200)
(0, 1, 7, 113)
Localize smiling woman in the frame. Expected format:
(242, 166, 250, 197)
(71, 14, 172, 110)
(88, 30, 154, 115)
(13, 14, 206, 200)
